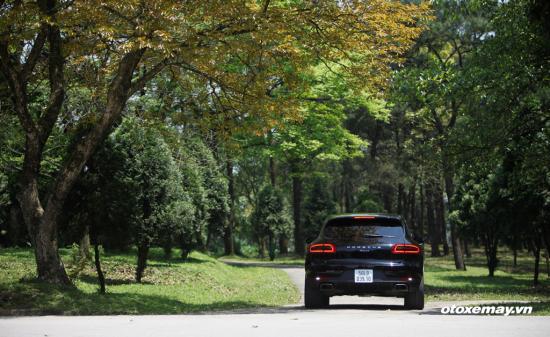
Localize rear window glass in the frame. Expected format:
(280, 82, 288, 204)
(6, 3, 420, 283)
(323, 217, 404, 241)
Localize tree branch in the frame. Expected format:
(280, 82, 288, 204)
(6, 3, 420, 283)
(0, 42, 36, 134)
(21, 25, 48, 82)
(262, 0, 271, 15)
(38, 25, 65, 146)
(129, 58, 169, 96)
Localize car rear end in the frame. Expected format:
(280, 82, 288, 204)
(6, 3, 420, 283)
(304, 214, 424, 309)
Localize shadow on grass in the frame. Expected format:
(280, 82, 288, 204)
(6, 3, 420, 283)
(0, 280, 282, 316)
(220, 260, 303, 269)
(77, 275, 153, 286)
(426, 274, 550, 297)
(424, 265, 457, 273)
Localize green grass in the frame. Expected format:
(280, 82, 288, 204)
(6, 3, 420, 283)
(424, 247, 550, 303)
(0, 247, 300, 315)
(219, 254, 305, 266)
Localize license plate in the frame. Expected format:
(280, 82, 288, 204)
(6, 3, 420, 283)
(354, 269, 373, 283)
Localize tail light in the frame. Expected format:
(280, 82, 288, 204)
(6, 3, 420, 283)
(391, 244, 421, 254)
(308, 243, 336, 254)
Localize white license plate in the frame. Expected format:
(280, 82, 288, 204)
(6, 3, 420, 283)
(354, 269, 373, 283)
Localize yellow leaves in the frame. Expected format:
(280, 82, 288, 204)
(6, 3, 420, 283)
(1, 0, 431, 143)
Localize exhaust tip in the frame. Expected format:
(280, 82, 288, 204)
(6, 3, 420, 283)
(320, 283, 335, 291)
(394, 283, 408, 291)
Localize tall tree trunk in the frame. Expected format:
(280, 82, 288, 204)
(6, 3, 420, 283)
(483, 234, 498, 277)
(463, 238, 471, 258)
(408, 180, 417, 230)
(79, 225, 92, 260)
(269, 153, 288, 255)
(94, 242, 106, 294)
(442, 156, 466, 270)
(268, 232, 275, 261)
(224, 159, 235, 256)
(258, 236, 266, 258)
(136, 243, 149, 283)
(342, 160, 353, 213)
(8, 200, 26, 246)
(397, 183, 404, 215)
(292, 174, 304, 256)
(419, 182, 425, 238)
(269, 157, 276, 187)
(426, 182, 440, 257)
(435, 183, 449, 255)
(532, 238, 541, 287)
(279, 235, 289, 255)
(370, 120, 383, 160)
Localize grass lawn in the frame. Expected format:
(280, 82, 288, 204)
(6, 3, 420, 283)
(423, 247, 550, 303)
(219, 254, 305, 266)
(0, 247, 300, 315)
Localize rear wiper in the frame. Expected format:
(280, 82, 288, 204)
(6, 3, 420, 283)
(363, 234, 396, 238)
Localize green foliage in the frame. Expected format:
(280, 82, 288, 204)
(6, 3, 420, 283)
(251, 185, 292, 259)
(303, 177, 337, 243)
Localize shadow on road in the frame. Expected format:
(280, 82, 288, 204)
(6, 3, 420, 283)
(220, 260, 303, 269)
(186, 303, 411, 316)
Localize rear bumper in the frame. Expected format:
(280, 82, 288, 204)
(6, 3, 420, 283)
(305, 260, 422, 297)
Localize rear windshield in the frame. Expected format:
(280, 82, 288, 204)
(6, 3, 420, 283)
(323, 217, 404, 241)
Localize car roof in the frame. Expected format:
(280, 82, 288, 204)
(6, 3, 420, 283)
(326, 213, 402, 221)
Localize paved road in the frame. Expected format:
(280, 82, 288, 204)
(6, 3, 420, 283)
(1, 262, 549, 337)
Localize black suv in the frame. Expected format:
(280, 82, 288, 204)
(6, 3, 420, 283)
(304, 214, 424, 309)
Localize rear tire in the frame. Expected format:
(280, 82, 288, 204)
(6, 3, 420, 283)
(304, 278, 329, 309)
(404, 277, 424, 310)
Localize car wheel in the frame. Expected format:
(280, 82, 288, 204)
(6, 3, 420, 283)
(304, 278, 329, 309)
(404, 277, 424, 310)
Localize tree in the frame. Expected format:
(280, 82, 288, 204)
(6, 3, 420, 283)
(0, 0, 429, 283)
(303, 177, 337, 245)
(102, 117, 182, 282)
(251, 184, 291, 260)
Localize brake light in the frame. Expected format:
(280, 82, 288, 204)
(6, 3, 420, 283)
(391, 244, 421, 254)
(308, 243, 336, 254)
(353, 216, 376, 219)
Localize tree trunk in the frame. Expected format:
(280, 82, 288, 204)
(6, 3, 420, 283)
(442, 156, 466, 270)
(342, 160, 353, 213)
(94, 243, 106, 294)
(370, 120, 383, 160)
(435, 183, 448, 255)
(397, 183, 404, 215)
(79, 225, 92, 260)
(279, 234, 289, 255)
(8, 200, 26, 246)
(224, 159, 235, 256)
(269, 157, 276, 187)
(419, 182, 425, 238)
(463, 238, 471, 258)
(426, 182, 440, 257)
(258, 236, 266, 258)
(484, 235, 498, 277)
(268, 232, 275, 261)
(408, 180, 417, 230)
(533, 238, 541, 287)
(136, 243, 149, 283)
(292, 174, 304, 256)
(163, 244, 172, 260)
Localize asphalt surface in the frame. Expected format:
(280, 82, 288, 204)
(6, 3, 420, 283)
(1, 262, 549, 337)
